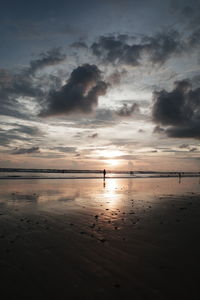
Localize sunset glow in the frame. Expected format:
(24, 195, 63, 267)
(106, 159, 120, 167)
(0, 0, 199, 172)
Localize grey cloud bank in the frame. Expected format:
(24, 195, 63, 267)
(91, 30, 184, 66)
(0, 48, 66, 119)
(152, 80, 200, 139)
(12, 146, 40, 155)
(39, 64, 108, 117)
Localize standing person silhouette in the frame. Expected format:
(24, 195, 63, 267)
(178, 172, 181, 183)
(103, 169, 106, 179)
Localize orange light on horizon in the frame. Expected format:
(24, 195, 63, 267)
(106, 159, 120, 167)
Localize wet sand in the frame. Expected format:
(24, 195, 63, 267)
(0, 177, 200, 299)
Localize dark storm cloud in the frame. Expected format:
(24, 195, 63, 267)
(12, 146, 40, 155)
(152, 80, 200, 139)
(115, 103, 140, 117)
(152, 80, 191, 126)
(39, 64, 108, 117)
(166, 126, 200, 139)
(91, 30, 182, 66)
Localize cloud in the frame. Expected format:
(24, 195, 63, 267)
(188, 28, 200, 48)
(70, 41, 88, 49)
(0, 48, 66, 118)
(88, 133, 98, 138)
(91, 35, 143, 66)
(153, 126, 165, 134)
(142, 30, 182, 65)
(0, 68, 43, 99)
(138, 129, 145, 133)
(50, 146, 77, 153)
(189, 147, 197, 152)
(152, 80, 200, 139)
(179, 144, 198, 152)
(12, 146, 40, 154)
(0, 124, 43, 146)
(39, 64, 108, 117)
(58, 101, 147, 129)
(179, 144, 189, 148)
(28, 48, 66, 75)
(0, 69, 12, 84)
(74, 108, 116, 128)
(106, 69, 127, 85)
(166, 126, 200, 139)
(0, 69, 43, 118)
(91, 30, 182, 66)
(115, 103, 140, 117)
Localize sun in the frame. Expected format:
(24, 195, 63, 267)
(107, 159, 119, 167)
(93, 149, 123, 167)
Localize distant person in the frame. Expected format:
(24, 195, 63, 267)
(179, 172, 182, 184)
(178, 172, 181, 183)
(103, 169, 106, 179)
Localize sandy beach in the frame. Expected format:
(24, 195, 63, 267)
(0, 177, 200, 299)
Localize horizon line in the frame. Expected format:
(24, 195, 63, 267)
(0, 168, 199, 174)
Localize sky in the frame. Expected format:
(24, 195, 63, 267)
(0, 0, 200, 171)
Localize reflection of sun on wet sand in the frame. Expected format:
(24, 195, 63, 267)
(0, 177, 200, 299)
